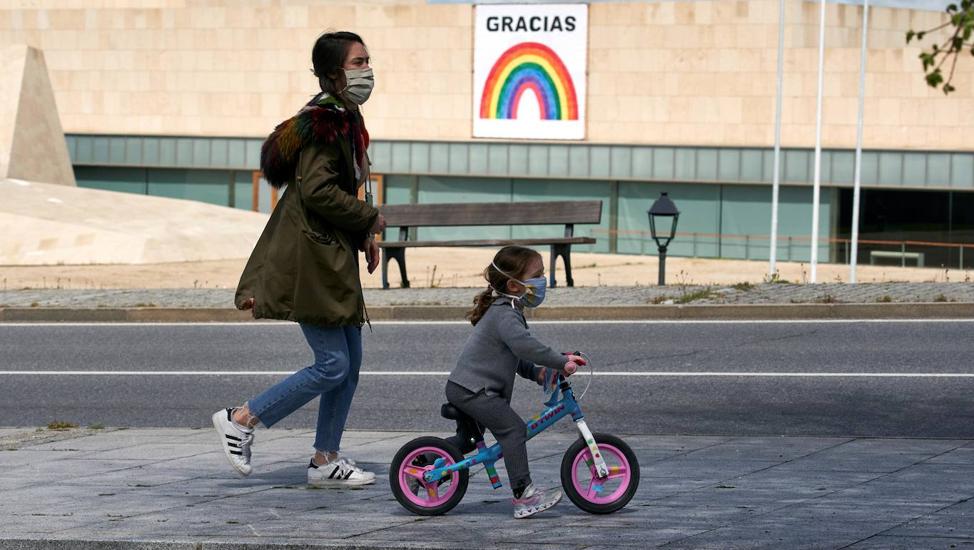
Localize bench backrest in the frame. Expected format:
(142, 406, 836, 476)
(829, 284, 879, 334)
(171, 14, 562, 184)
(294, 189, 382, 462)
(380, 200, 602, 227)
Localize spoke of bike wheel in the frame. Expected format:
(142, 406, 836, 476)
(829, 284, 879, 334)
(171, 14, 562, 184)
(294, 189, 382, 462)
(586, 479, 603, 500)
(403, 466, 426, 480)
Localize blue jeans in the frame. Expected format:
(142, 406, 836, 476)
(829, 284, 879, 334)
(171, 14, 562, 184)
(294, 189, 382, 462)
(248, 324, 362, 452)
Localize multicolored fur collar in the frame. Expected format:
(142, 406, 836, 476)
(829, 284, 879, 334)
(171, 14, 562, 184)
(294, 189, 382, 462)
(260, 94, 369, 188)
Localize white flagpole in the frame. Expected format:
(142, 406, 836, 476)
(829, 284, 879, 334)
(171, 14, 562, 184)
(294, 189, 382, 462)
(810, 0, 827, 283)
(769, 0, 786, 278)
(850, 0, 869, 283)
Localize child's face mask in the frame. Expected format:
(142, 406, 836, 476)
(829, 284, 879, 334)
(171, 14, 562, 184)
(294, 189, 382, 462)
(518, 276, 547, 308)
(491, 262, 547, 308)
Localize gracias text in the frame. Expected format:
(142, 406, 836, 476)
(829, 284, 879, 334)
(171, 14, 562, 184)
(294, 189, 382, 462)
(485, 15, 577, 33)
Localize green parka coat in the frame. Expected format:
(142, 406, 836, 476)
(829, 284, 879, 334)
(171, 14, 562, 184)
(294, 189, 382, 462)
(235, 96, 379, 326)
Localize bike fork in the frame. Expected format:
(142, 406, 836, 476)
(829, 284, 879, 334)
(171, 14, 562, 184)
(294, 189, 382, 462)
(574, 419, 609, 478)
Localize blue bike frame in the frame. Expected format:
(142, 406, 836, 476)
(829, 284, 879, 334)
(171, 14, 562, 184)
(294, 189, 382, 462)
(424, 377, 610, 487)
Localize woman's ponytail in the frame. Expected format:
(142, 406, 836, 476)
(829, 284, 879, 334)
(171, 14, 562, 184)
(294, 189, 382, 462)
(465, 285, 496, 326)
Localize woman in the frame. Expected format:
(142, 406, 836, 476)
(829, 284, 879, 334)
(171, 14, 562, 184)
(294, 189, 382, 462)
(212, 31, 386, 487)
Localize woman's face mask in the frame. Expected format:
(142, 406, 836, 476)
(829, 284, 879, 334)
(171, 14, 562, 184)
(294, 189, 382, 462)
(341, 67, 374, 105)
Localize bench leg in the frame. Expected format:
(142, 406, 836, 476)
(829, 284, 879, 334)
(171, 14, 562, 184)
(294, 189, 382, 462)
(550, 244, 574, 288)
(382, 247, 410, 289)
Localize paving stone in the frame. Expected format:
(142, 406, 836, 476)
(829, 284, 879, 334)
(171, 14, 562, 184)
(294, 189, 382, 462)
(1, 429, 973, 549)
(845, 535, 974, 549)
(659, 518, 904, 549)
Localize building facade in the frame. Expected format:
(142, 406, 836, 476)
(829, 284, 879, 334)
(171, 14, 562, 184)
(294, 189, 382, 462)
(4, 0, 973, 268)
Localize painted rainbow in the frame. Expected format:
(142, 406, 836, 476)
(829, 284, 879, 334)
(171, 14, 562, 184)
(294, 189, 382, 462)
(479, 42, 579, 121)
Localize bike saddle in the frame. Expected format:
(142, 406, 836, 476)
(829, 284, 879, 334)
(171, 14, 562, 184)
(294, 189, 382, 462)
(440, 403, 463, 420)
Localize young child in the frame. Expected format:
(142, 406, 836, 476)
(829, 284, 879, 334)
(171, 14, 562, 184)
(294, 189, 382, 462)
(445, 245, 586, 519)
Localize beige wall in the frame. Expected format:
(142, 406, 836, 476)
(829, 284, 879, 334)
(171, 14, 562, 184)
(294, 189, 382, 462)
(0, 0, 969, 150)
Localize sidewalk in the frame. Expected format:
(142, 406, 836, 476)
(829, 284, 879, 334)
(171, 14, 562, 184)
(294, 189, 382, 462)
(3, 283, 974, 322)
(2, 427, 973, 549)
(2, 248, 968, 291)
(4, 247, 974, 321)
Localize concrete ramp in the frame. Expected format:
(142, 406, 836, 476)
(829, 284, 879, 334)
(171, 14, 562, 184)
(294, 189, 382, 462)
(0, 178, 268, 265)
(0, 45, 75, 186)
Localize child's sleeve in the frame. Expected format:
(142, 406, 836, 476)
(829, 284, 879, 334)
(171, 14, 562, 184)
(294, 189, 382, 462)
(498, 310, 567, 370)
(516, 359, 543, 384)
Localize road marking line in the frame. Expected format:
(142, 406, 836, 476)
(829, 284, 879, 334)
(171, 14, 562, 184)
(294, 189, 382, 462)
(2, 319, 974, 327)
(1, 371, 973, 378)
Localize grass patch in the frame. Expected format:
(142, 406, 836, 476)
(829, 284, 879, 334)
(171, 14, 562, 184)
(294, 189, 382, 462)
(763, 272, 792, 284)
(876, 295, 893, 303)
(934, 293, 949, 302)
(133, 303, 157, 308)
(88, 423, 105, 430)
(816, 293, 838, 304)
(649, 295, 671, 305)
(732, 282, 754, 291)
(47, 420, 79, 431)
(676, 288, 717, 304)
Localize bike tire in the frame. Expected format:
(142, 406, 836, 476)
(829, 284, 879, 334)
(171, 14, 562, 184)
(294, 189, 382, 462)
(561, 433, 639, 514)
(389, 436, 468, 516)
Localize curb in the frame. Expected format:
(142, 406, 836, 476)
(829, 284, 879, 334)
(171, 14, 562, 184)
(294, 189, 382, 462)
(2, 303, 974, 322)
(0, 541, 468, 550)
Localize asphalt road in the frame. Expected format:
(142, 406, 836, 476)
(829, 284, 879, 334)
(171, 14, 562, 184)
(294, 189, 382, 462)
(1, 320, 973, 437)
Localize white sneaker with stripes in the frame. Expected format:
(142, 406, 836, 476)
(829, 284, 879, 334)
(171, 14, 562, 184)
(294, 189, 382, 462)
(512, 484, 562, 519)
(211, 408, 254, 477)
(308, 456, 376, 487)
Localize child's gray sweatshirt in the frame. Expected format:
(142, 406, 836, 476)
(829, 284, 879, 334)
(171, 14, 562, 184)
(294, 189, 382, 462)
(448, 296, 567, 400)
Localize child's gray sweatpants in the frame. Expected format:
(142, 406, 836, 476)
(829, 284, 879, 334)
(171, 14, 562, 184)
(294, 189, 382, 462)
(445, 380, 531, 492)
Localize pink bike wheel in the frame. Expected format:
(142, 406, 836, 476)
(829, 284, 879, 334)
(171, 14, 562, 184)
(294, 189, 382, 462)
(390, 437, 468, 516)
(561, 433, 640, 514)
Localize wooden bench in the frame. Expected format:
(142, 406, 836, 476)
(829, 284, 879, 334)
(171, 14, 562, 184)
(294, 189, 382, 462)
(378, 200, 603, 289)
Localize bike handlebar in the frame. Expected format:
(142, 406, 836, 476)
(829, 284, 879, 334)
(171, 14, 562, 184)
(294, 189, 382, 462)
(557, 351, 593, 401)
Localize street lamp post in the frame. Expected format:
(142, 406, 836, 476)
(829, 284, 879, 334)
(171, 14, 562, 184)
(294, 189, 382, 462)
(648, 192, 680, 286)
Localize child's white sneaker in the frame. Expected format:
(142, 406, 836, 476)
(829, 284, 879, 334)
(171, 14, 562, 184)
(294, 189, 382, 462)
(512, 483, 562, 518)
(308, 456, 376, 487)
(211, 408, 254, 476)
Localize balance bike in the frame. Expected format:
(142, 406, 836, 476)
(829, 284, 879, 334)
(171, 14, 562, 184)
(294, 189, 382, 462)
(389, 357, 639, 515)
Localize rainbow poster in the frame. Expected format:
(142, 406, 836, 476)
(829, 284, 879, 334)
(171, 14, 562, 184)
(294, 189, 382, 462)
(473, 4, 587, 140)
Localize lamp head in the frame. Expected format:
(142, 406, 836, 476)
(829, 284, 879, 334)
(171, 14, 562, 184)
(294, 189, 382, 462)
(647, 192, 680, 250)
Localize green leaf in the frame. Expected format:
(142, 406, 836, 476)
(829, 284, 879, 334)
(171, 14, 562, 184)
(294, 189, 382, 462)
(953, 37, 965, 50)
(943, 83, 956, 94)
(907, 30, 915, 43)
(948, 3, 958, 11)
(918, 31, 926, 40)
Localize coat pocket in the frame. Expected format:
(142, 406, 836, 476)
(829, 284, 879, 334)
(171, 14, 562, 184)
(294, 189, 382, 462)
(302, 228, 339, 247)
(291, 228, 360, 323)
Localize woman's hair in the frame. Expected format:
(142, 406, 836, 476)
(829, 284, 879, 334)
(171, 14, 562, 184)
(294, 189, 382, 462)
(466, 245, 542, 326)
(311, 31, 365, 95)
